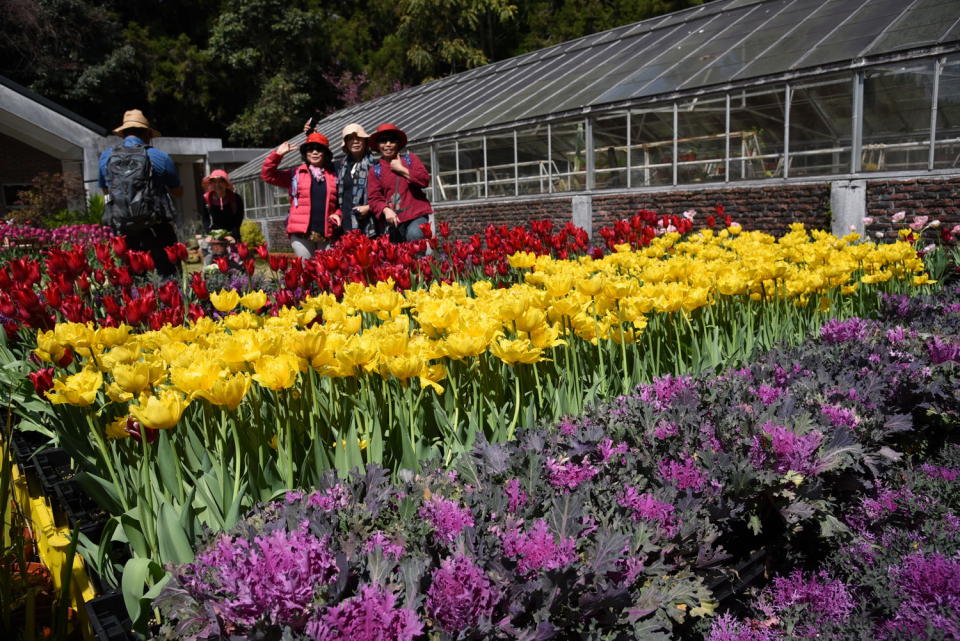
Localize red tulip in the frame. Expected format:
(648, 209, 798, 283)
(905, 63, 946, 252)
(110, 236, 128, 257)
(214, 256, 229, 273)
(190, 272, 209, 300)
(28, 368, 54, 396)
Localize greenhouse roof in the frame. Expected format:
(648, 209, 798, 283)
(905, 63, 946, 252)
(231, 0, 960, 180)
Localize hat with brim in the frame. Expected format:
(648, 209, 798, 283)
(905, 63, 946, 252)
(113, 109, 161, 137)
(300, 132, 332, 159)
(369, 123, 408, 150)
(202, 169, 234, 192)
(341, 123, 370, 153)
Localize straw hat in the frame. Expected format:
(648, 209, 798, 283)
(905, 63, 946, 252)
(112, 109, 161, 137)
(340, 123, 370, 152)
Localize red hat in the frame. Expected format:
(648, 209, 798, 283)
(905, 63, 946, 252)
(369, 123, 408, 150)
(202, 169, 234, 192)
(304, 132, 330, 147)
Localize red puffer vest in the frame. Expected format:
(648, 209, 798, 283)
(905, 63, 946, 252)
(260, 151, 340, 237)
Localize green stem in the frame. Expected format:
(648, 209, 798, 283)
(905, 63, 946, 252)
(85, 411, 129, 512)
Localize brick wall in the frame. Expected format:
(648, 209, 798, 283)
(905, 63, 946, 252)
(433, 183, 832, 240)
(865, 176, 960, 240)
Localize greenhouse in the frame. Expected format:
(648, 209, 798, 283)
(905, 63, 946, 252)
(230, 0, 960, 228)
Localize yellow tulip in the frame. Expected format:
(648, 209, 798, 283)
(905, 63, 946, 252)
(239, 291, 268, 311)
(170, 360, 224, 395)
(514, 307, 546, 334)
(129, 389, 187, 430)
(252, 354, 300, 390)
(95, 325, 132, 348)
(105, 382, 133, 403)
(34, 329, 69, 364)
(444, 332, 488, 360)
(384, 353, 425, 381)
(507, 251, 537, 269)
(53, 322, 95, 350)
(111, 361, 162, 394)
(105, 416, 131, 439)
(210, 289, 241, 312)
(490, 337, 543, 365)
(196, 373, 251, 410)
(46, 369, 102, 406)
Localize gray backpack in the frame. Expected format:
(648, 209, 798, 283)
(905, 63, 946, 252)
(103, 144, 174, 232)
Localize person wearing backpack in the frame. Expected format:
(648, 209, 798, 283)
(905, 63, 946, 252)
(367, 123, 432, 244)
(98, 109, 182, 276)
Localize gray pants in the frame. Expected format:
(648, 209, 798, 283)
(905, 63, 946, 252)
(289, 233, 317, 259)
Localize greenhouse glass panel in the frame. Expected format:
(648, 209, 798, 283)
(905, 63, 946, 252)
(728, 86, 786, 180)
(935, 55, 960, 170)
(485, 133, 516, 197)
(793, 0, 907, 69)
(458, 138, 486, 200)
(863, 0, 960, 56)
(550, 119, 587, 192)
(789, 73, 853, 177)
(630, 106, 674, 187)
(677, 96, 727, 184)
(435, 142, 457, 203)
(593, 113, 628, 190)
(516, 125, 550, 195)
(862, 60, 935, 172)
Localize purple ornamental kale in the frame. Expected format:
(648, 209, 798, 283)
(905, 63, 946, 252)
(307, 483, 350, 511)
(879, 552, 960, 639)
(921, 463, 960, 482)
(819, 317, 871, 344)
(426, 555, 500, 633)
(705, 614, 781, 641)
(617, 486, 679, 537)
(820, 403, 859, 429)
(653, 420, 679, 439)
(760, 570, 854, 624)
(657, 456, 707, 491)
(545, 456, 599, 492)
(637, 374, 696, 411)
(759, 422, 823, 475)
(928, 335, 960, 364)
(504, 478, 528, 513)
(364, 530, 404, 560)
(418, 496, 474, 544)
(751, 384, 783, 406)
(180, 523, 338, 629)
(500, 519, 577, 576)
(597, 438, 629, 463)
(307, 584, 423, 641)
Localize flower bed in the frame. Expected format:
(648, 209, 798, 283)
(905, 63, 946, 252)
(150, 289, 960, 639)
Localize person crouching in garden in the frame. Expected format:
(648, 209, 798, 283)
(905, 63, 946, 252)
(261, 132, 341, 258)
(199, 169, 244, 265)
(367, 123, 432, 243)
(335, 123, 382, 239)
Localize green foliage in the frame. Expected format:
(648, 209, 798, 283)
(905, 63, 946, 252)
(240, 220, 266, 247)
(0, 0, 712, 147)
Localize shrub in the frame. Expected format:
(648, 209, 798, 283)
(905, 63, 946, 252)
(240, 220, 265, 247)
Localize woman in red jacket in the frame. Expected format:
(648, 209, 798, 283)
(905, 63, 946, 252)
(260, 132, 341, 258)
(367, 123, 432, 243)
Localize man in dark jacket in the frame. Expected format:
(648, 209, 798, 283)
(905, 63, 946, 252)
(98, 109, 182, 276)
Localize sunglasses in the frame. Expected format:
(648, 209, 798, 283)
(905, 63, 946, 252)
(377, 134, 400, 143)
(302, 145, 326, 154)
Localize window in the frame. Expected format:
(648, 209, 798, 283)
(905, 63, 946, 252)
(630, 106, 674, 187)
(485, 132, 516, 197)
(593, 113, 628, 189)
(729, 87, 786, 180)
(862, 60, 935, 172)
(935, 55, 960, 170)
(551, 119, 586, 192)
(517, 125, 550, 195)
(789, 74, 853, 176)
(677, 96, 726, 184)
